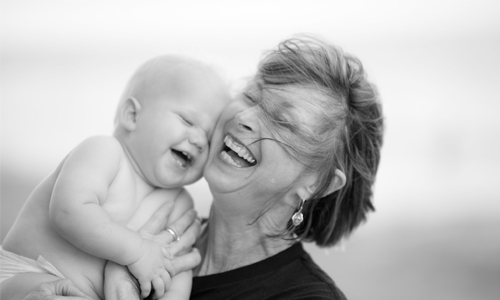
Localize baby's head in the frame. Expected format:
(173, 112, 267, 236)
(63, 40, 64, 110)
(114, 55, 230, 188)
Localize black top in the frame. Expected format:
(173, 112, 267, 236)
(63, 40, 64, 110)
(191, 242, 347, 300)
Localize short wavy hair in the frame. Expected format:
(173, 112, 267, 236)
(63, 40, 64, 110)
(256, 35, 384, 247)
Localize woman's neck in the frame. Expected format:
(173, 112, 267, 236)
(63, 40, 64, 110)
(195, 206, 294, 276)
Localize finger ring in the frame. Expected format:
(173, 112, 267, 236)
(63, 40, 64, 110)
(166, 227, 180, 242)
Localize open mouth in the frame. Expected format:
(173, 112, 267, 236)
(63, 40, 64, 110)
(172, 149, 193, 168)
(221, 135, 257, 168)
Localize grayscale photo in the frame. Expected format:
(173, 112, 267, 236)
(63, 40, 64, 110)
(1, 1, 499, 299)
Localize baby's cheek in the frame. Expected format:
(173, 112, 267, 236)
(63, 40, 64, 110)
(198, 150, 210, 168)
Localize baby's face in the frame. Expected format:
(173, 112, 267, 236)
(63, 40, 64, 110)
(130, 75, 230, 189)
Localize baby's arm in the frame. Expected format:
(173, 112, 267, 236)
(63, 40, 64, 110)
(159, 270, 192, 300)
(49, 136, 168, 297)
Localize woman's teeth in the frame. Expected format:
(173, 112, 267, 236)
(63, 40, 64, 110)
(221, 151, 243, 167)
(222, 135, 256, 167)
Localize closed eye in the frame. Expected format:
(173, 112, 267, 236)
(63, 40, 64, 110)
(243, 93, 257, 104)
(179, 114, 193, 126)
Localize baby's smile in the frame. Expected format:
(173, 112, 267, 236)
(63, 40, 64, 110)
(171, 149, 193, 168)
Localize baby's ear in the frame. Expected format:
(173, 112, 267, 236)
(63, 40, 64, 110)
(118, 97, 141, 131)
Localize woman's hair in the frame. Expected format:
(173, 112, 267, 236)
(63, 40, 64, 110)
(255, 35, 384, 247)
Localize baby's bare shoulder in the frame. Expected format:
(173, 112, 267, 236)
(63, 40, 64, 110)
(76, 135, 122, 152)
(58, 135, 125, 182)
(68, 135, 124, 163)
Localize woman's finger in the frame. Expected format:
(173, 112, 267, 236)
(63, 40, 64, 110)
(167, 217, 201, 256)
(163, 209, 197, 243)
(153, 230, 176, 248)
(167, 248, 202, 277)
(151, 212, 196, 248)
(139, 201, 175, 235)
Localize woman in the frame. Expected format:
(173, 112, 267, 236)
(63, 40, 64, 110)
(21, 35, 384, 299)
(110, 35, 383, 300)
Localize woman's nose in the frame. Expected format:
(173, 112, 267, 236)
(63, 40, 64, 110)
(234, 107, 258, 133)
(189, 128, 207, 152)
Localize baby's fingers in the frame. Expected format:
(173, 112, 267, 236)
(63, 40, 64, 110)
(140, 281, 152, 299)
(151, 277, 165, 300)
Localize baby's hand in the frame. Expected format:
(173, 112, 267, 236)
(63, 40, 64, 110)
(127, 238, 171, 299)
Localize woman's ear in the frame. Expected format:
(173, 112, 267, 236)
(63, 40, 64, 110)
(323, 169, 346, 196)
(302, 169, 346, 199)
(118, 97, 141, 131)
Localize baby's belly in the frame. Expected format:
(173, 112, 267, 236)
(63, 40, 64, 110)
(32, 234, 107, 300)
(5, 214, 108, 300)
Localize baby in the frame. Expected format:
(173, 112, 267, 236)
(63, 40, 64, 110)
(1, 56, 230, 300)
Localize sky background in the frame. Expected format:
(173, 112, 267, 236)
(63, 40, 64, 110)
(1, 1, 500, 299)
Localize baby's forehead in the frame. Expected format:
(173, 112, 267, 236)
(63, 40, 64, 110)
(138, 62, 226, 104)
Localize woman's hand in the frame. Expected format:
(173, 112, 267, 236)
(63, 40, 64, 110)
(104, 201, 202, 300)
(22, 279, 92, 300)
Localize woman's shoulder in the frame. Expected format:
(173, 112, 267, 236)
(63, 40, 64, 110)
(191, 242, 347, 300)
(279, 243, 347, 299)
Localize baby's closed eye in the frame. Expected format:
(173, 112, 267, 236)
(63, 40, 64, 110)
(178, 114, 194, 126)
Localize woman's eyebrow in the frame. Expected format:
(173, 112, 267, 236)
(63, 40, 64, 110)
(266, 100, 298, 132)
(256, 81, 264, 91)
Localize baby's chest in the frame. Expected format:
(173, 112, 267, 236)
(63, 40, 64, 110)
(100, 168, 143, 225)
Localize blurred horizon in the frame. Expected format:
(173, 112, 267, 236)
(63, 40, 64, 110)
(2, 1, 500, 299)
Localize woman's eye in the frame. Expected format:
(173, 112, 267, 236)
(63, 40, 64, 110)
(243, 93, 257, 104)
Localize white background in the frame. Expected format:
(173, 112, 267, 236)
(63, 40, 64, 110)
(2, 1, 500, 299)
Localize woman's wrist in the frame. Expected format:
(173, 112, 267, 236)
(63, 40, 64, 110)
(104, 261, 140, 300)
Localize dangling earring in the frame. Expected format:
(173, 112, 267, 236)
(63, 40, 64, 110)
(292, 198, 306, 226)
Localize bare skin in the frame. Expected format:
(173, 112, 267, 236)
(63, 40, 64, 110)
(2, 56, 229, 300)
(2, 138, 193, 300)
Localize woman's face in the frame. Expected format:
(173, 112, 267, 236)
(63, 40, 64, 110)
(203, 80, 314, 213)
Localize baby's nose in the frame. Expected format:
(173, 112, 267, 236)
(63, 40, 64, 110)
(189, 128, 207, 152)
